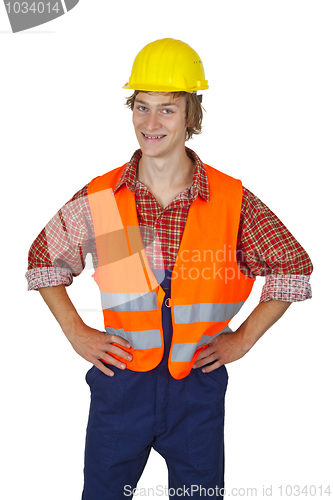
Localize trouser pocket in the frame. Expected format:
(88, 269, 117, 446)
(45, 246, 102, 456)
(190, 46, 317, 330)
(185, 365, 228, 470)
(84, 368, 127, 468)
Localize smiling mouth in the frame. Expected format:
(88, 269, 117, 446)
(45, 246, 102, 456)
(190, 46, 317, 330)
(142, 133, 166, 140)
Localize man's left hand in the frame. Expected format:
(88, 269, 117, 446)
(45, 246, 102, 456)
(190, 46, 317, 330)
(192, 299, 291, 373)
(192, 330, 249, 373)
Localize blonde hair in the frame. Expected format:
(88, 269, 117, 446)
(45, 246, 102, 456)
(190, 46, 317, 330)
(125, 90, 204, 141)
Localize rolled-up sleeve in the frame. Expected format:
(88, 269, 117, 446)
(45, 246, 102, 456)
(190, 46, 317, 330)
(26, 185, 97, 290)
(259, 275, 312, 302)
(237, 188, 313, 302)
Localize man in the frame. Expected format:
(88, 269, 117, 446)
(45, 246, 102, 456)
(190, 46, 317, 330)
(26, 38, 313, 499)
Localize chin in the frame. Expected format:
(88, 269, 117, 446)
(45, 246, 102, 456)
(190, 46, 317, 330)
(140, 144, 167, 158)
(143, 150, 164, 159)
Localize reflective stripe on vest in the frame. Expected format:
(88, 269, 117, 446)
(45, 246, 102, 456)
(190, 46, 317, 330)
(105, 326, 162, 350)
(171, 325, 232, 362)
(101, 291, 158, 311)
(103, 291, 161, 349)
(174, 301, 244, 324)
(88, 161, 255, 379)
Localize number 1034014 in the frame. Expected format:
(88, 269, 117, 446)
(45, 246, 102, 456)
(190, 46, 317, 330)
(277, 485, 331, 496)
(5, 2, 60, 14)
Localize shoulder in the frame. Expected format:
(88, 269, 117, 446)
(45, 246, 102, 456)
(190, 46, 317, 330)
(66, 184, 89, 202)
(240, 186, 277, 222)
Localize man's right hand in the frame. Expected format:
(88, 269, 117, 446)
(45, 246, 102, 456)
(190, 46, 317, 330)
(38, 285, 132, 377)
(66, 324, 132, 377)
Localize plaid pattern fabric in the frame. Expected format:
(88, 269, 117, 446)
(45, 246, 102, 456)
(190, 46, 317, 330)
(26, 147, 313, 302)
(260, 275, 312, 302)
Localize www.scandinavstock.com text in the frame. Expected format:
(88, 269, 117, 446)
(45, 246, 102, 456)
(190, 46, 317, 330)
(124, 484, 332, 497)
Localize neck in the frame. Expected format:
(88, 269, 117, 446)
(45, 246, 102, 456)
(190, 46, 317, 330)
(137, 147, 195, 192)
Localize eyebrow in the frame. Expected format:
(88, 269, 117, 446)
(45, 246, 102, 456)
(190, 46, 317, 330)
(135, 99, 179, 108)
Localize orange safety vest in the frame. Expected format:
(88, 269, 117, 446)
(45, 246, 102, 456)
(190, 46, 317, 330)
(88, 162, 255, 379)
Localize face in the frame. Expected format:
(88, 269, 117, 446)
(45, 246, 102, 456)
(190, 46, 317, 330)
(132, 92, 188, 159)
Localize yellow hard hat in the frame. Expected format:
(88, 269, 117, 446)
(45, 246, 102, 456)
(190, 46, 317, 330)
(123, 38, 209, 93)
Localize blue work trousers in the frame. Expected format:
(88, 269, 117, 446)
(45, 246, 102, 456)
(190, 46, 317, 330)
(82, 271, 228, 499)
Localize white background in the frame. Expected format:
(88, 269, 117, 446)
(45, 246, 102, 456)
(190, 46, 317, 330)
(1, 1, 332, 498)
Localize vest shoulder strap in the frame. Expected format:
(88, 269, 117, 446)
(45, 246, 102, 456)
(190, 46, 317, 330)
(204, 163, 243, 208)
(88, 163, 127, 195)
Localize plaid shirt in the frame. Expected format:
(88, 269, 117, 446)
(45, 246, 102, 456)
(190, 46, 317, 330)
(26, 148, 313, 302)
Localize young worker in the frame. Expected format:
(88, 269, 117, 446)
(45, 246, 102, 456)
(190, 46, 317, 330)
(26, 38, 313, 499)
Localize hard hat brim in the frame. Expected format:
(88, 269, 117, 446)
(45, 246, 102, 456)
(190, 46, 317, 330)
(122, 82, 209, 93)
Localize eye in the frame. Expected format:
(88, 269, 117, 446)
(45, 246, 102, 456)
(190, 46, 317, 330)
(161, 108, 173, 114)
(136, 105, 148, 112)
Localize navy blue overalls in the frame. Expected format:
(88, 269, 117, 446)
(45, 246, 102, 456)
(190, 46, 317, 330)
(82, 270, 228, 499)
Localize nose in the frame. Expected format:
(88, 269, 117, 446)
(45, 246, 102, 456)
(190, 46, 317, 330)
(145, 111, 161, 131)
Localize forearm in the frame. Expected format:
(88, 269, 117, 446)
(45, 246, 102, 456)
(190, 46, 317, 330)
(38, 285, 85, 340)
(236, 299, 291, 353)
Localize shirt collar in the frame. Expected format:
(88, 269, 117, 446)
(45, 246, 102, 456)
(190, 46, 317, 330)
(114, 147, 210, 202)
